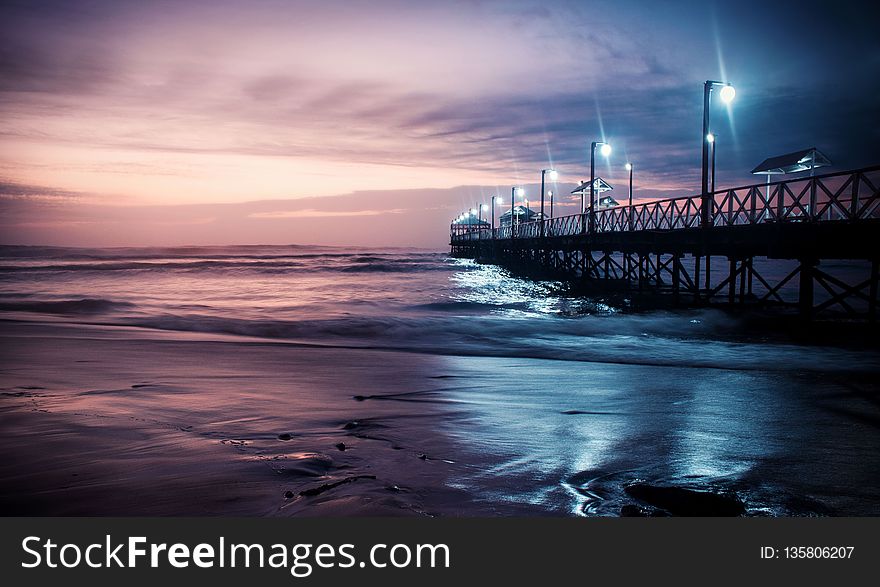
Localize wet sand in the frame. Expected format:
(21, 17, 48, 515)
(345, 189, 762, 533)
(0, 320, 525, 516)
(2, 319, 880, 516)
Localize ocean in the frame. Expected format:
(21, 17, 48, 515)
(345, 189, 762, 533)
(1, 244, 878, 516)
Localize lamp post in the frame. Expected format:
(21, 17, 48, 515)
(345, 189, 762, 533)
(706, 133, 716, 196)
(588, 141, 612, 233)
(510, 187, 515, 237)
(490, 195, 502, 237)
(540, 169, 558, 237)
(511, 187, 524, 237)
(701, 80, 735, 228)
(625, 162, 633, 231)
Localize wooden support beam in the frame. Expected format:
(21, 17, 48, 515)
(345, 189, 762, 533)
(638, 254, 644, 291)
(728, 258, 737, 304)
(747, 258, 754, 296)
(799, 259, 815, 320)
(672, 254, 681, 300)
(705, 255, 712, 292)
(654, 253, 663, 287)
(871, 259, 879, 323)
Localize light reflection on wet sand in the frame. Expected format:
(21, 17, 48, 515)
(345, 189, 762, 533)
(437, 356, 880, 516)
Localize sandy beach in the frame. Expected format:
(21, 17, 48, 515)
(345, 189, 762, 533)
(0, 320, 515, 516)
(3, 316, 880, 517)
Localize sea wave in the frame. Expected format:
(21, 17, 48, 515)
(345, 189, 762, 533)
(0, 298, 135, 315)
(91, 311, 880, 374)
(0, 256, 448, 274)
(0, 245, 437, 261)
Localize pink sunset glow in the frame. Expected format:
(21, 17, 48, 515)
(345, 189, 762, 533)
(2, 0, 875, 248)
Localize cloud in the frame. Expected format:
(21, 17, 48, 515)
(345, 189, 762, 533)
(0, 179, 86, 201)
(0, 0, 877, 247)
(0, 178, 686, 248)
(248, 208, 406, 219)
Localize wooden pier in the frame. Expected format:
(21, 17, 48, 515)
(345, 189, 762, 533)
(450, 165, 880, 320)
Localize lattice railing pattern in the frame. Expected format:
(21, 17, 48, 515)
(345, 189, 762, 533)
(451, 166, 880, 242)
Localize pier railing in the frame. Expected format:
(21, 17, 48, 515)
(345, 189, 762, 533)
(451, 165, 880, 242)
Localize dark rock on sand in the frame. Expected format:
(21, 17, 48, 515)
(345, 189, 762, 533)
(341, 419, 391, 443)
(284, 491, 294, 499)
(624, 483, 745, 516)
(620, 504, 669, 517)
(278, 453, 334, 477)
(341, 419, 386, 432)
(335, 442, 347, 451)
(220, 439, 249, 446)
(417, 454, 428, 460)
(299, 475, 377, 497)
(277, 433, 292, 441)
(620, 504, 648, 517)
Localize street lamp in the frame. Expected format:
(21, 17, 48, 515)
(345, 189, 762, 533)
(548, 191, 554, 219)
(624, 162, 633, 230)
(511, 187, 524, 237)
(624, 162, 633, 206)
(540, 168, 558, 237)
(588, 141, 611, 233)
(706, 133, 716, 196)
(701, 80, 735, 228)
(490, 195, 503, 235)
(719, 85, 736, 104)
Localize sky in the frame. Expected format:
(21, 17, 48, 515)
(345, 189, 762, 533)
(1, 0, 878, 248)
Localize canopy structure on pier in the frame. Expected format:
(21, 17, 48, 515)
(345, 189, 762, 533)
(751, 148, 831, 176)
(571, 177, 613, 195)
(499, 205, 537, 227)
(571, 177, 619, 209)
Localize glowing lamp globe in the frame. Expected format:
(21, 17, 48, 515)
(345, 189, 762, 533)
(719, 84, 736, 104)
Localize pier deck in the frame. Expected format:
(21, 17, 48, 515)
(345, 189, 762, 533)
(450, 166, 880, 319)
